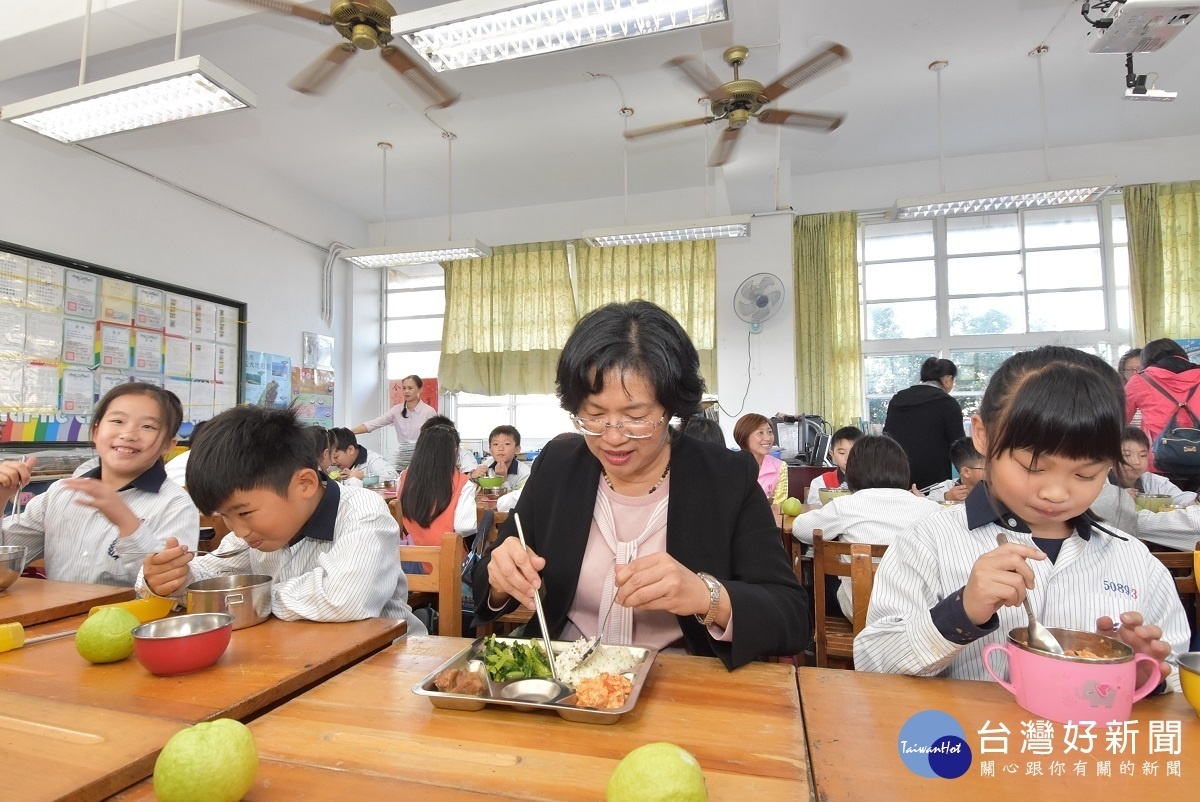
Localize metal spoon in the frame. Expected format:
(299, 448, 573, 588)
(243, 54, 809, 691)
(995, 532, 1065, 655)
(209, 545, 251, 559)
(566, 592, 618, 674)
(512, 512, 560, 680)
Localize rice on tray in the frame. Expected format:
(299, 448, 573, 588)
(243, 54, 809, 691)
(553, 638, 640, 687)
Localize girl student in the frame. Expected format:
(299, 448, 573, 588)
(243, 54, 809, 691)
(854, 346, 1190, 693)
(0, 383, 199, 586)
(398, 423, 477, 554)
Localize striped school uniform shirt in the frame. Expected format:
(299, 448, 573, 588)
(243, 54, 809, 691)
(854, 482, 1189, 692)
(137, 482, 426, 634)
(2, 460, 199, 587)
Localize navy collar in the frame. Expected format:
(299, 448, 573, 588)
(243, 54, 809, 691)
(964, 481, 1103, 541)
(489, 457, 520, 477)
(287, 479, 339, 547)
(82, 459, 168, 493)
(351, 447, 368, 468)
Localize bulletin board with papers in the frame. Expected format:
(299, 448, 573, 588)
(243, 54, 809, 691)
(0, 240, 246, 445)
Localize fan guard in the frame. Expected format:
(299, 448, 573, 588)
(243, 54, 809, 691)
(733, 273, 784, 333)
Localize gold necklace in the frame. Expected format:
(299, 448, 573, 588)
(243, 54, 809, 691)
(602, 461, 672, 495)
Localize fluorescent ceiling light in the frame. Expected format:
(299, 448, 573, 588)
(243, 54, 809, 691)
(341, 241, 493, 268)
(1, 56, 254, 144)
(583, 216, 750, 247)
(892, 178, 1116, 220)
(394, 0, 729, 72)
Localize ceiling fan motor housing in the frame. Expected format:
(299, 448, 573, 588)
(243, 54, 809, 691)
(332, 0, 395, 48)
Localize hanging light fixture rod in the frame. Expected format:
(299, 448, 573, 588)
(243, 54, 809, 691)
(928, 59, 948, 194)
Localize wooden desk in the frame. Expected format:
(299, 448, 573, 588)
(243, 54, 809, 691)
(0, 579, 134, 627)
(114, 635, 813, 800)
(0, 689, 185, 802)
(0, 616, 406, 723)
(800, 666, 1200, 800)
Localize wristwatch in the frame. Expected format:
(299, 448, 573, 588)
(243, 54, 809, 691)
(695, 572, 721, 627)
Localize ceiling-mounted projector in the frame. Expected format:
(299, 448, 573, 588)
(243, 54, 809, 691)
(1087, 0, 1198, 52)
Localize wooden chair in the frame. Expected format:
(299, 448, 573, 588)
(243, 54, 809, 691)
(807, 531, 888, 669)
(398, 531, 464, 637)
(198, 514, 231, 553)
(388, 498, 404, 534)
(1151, 542, 1199, 638)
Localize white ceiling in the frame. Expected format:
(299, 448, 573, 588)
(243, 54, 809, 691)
(1, 0, 1197, 226)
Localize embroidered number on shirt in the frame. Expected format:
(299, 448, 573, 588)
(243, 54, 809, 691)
(1102, 580, 1138, 599)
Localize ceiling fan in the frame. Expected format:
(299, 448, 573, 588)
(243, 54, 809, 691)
(233, 0, 458, 107)
(626, 44, 849, 166)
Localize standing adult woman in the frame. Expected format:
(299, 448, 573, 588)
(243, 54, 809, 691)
(1124, 338, 1200, 485)
(351, 374, 434, 470)
(883, 357, 965, 490)
(733, 413, 788, 505)
(472, 301, 807, 669)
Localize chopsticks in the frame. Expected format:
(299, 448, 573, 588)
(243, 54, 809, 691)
(512, 512, 560, 680)
(916, 481, 944, 496)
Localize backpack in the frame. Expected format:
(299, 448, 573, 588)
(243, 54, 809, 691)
(1139, 372, 1200, 476)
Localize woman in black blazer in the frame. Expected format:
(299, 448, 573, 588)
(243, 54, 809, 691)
(472, 301, 808, 669)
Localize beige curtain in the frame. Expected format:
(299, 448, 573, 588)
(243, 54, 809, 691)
(1125, 181, 1200, 342)
(439, 242, 577, 395)
(575, 240, 717, 383)
(794, 212, 862, 428)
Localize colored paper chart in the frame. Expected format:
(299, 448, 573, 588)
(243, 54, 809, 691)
(291, 367, 334, 429)
(244, 351, 291, 409)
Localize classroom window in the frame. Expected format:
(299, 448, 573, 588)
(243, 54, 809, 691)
(454, 392, 572, 447)
(859, 199, 1130, 426)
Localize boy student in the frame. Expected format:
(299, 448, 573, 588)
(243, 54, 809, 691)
(805, 426, 862, 506)
(329, 427, 399, 485)
(138, 406, 425, 632)
(470, 425, 531, 492)
(925, 437, 984, 503)
(1114, 426, 1197, 507)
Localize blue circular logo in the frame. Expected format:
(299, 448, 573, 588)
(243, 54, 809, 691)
(897, 710, 972, 779)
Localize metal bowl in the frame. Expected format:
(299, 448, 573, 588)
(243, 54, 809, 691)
(132, 613, 233, 676)
(498, 678, 574, 710)
(1135, 493, 1173, 512)
(1009, 626, 1132, 663)
(817, 488, 851, 505)
(186, 574, 273, 630)
(0, 545, 27, 592)
(1178, 652, 1200, 718)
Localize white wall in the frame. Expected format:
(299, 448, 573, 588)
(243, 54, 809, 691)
(0, 124, 366, 423)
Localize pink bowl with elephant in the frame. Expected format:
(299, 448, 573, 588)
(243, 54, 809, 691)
(982, 627, 1160, 724)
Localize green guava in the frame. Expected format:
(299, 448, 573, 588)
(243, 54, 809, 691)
(74, 606, 140, 663)
(154, 719, 259, 802)
(780, 497, 803, 517)
(607, 742, 708, 802)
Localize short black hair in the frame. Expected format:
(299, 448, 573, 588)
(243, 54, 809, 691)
(920, 357, 958, 383)
(978, 346, 1124, 468)
(1140, 338, 1188, 368)
(556, 300, 705, 426)
(845, 435, 911, 491)
(1118, 348, 1142, 373)
(489, 425, 521, 447)
(329, 426, 358, 451)
(303, 425, 331, 462)
(92, 382, 183, 451)
(1121, 425, 1150, 449)
(949, 437, 982, 471)
(186, 406, 318, 513)
(422, 414, 456, 432)
(830, 426, 863, 446)
(683, 417, 726, 447)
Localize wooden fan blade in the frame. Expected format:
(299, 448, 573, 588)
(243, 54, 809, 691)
(709, 127, 741, 167)
(381, 43, 459, 109)
(625, 117, 716, 139)
(761, 44, 849, 102)
(666, 56, 730, 102)
(288, 43, 355, 94)
(757, 109, 844, 132)
(230, 0, 333, 25)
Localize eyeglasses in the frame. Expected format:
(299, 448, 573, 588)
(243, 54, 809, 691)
(571, 415, 665, 439)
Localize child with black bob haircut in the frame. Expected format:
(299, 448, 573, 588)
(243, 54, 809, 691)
(926, 437, 985, 503)
(0, 382, 198, 587)
(805, 426, 862, 505)
(329, 426, 399, 485)
(137, 406, 424, 631)
(855, 346, 1188, 692)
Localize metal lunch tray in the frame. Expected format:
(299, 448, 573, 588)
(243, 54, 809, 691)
(412, 636, 658, 725)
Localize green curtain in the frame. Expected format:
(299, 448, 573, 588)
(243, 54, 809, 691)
(439, 242, 577, 395)
(575, 240, 717, 383)
(1125, 181, 1200, 342)
(793, 212, 862, 428)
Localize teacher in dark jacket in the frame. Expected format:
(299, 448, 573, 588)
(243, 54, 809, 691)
(882, 357, 965, 490)
(472, 301, 807, 669)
